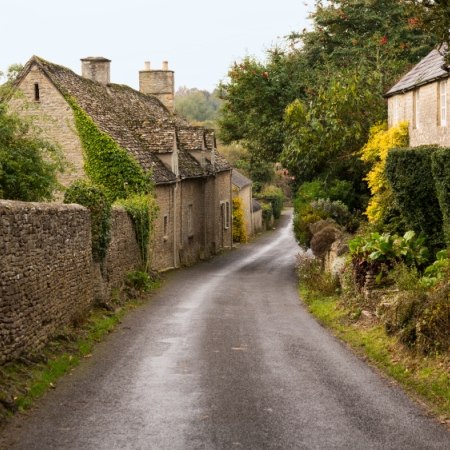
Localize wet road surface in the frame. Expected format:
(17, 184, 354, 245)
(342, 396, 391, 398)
(1, 210, 449, 449)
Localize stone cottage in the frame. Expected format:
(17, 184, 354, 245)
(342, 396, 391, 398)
(9, 56, 233, 270)
(385, 43, 449, 146)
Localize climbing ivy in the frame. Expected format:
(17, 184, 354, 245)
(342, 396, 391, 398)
(232, 197, 248, 243)
(117, 194, 159, 270)
(64, 180, 111, 262)
(65, 96, 159, 267)
(67, 97, 152, 202)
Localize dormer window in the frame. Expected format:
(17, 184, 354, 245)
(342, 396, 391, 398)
(34, 83, 40, 102)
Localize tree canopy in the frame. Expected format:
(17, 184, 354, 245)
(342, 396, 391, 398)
(218, 0, 435, 204)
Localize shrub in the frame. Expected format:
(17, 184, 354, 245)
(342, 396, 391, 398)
(232, 197, 248, 243)
(260, 185, 284, 219)
(431, 147, 450, 245)
(293, 205, 325, 247)
(310, 198, 351, 228)
(296, 251, 339, 295)
(64, 180, 111, 262)
(360, 121, 409, 224)
(348, 230, 429, 289)
(261, 201, 273, 226)
(386, 146, 444, 250)
(117, 194, 158, 270)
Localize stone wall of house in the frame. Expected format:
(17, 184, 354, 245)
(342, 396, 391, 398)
(10, 65, 85, 187)
(0, 201, 142, 364)
(388, 82, 450, 147)
(179, 178, 206, 266)
(152, 184, 177, 271)
(215, 171, 233, 250)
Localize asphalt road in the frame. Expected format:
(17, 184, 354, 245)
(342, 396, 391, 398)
(1, 210, 449, 449)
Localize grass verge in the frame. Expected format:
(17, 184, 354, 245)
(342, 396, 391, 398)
(300, 286, 450, 424)
(0, 277, 160, 426)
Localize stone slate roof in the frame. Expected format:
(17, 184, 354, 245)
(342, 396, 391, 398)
(252, 199, 262, 213)
(385, 44, 449, 98)
(232, 169, 252, 189)
(16, 56, 231, 184)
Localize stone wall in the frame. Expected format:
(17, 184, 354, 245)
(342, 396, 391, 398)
(388, 82, 450, 147)
(0, 200, 93, 364)
(0, 201, 142, 364)
(10, 64, 85, 187)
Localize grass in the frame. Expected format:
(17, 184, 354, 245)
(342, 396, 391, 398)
(300, 286, 450, 423)
(0, 277, 160, 425)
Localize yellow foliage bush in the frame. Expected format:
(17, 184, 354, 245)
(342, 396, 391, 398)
(360, 121, 409, 223)
(232, 197, 248, 243)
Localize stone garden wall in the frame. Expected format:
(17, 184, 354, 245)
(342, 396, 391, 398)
(0, 200, 141, 364)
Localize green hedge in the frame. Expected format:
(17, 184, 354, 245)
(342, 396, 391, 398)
(260, 185, 284, 219)
(431, 147, 450, 245)
(386, 146, 444, 249)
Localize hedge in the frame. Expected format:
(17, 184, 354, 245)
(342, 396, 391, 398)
(431, 147, 450, 245)
(386, 146, 444, 249)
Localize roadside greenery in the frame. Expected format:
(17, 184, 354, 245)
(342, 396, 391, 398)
(0, 103, 64, 201)
(64, 180, 112, 262)
(232, 197, 248, 243)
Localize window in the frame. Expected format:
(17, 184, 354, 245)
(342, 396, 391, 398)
(440, 80, 447, 127)
(222, 201, 230, 230)
(187, 204, 193, 237)
(163, 214, 168, 241)
(413, 89, 419, 129)
(34, 83, 40, 101)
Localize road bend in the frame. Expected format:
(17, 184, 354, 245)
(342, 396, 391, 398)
(1, 210, 449, 449)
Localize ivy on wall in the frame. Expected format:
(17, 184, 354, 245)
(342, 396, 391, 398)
(67, 97, 152, 202)
(64, 180, 111, 262)
(65, 96, 159, 265)
(117, 194, 159, 270)
(232, 197, 247, 243)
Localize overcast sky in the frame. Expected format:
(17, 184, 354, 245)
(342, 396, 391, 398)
(1, 0, 314, 92)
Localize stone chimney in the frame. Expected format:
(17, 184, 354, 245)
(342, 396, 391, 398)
(139, 60, 175, 112)
(81, 57, 111, 85)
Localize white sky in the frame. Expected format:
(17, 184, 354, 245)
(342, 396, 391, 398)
(1, 0, 314, 92)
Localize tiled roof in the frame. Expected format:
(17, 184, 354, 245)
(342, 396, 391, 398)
(232, 169, 252, 189)
(16, 56, 231, 184)
(385, 44, 449, 97)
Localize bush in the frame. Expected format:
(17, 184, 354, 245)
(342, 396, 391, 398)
(310, 198, 351, 228)
(296, 251, 339, 295)
(431, 147, 450, 245)
(232, 197, 248, 243)
(386, 146, 444, 250)
(348, 230, 429, 289)
(0, 104, 64, 201)
(64, 180, 111, 262)
(117, 193, 158, 270)
(360, 121, 409, 224)
(260, 185, 284, 219)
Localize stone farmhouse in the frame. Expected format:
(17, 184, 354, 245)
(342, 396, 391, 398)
(385, 44, 449, 146)
(9, 56, 233, 271)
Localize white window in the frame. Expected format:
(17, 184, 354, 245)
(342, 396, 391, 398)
(413, 89, 419, 129)
(440, 80, 447, 127)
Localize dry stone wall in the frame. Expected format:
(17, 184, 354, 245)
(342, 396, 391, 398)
(0, 201, 141, 364)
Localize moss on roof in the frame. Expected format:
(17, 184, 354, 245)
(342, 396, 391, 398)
(17, 56, 231, 184)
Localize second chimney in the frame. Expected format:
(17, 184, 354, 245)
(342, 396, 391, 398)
(139, 60, 174, 112)
(81, 57, 111, 85)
